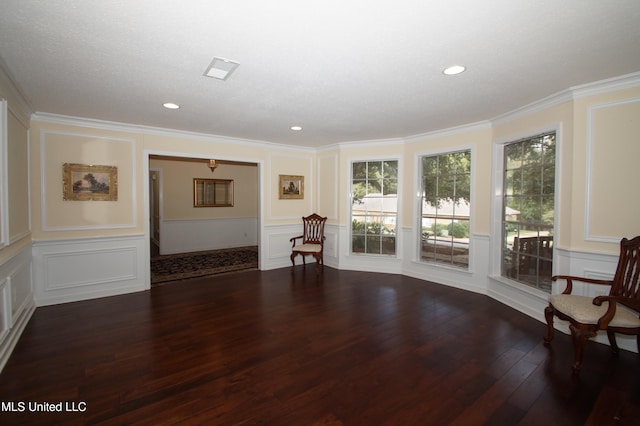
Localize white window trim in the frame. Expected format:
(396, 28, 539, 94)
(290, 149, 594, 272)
(347, 156, 402, 258)
(489, 124, 563, 293)
(413, 145, 475, 271)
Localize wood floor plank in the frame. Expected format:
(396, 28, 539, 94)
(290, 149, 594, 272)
(0, 266, 638, 425)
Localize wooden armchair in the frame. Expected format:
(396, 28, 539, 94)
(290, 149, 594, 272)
(510, 236, 554, 276)
(290, 213, 327, 274)
(544, 236, 640, 373)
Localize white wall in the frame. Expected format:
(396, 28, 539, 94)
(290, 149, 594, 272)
(161, 217, 258, 254)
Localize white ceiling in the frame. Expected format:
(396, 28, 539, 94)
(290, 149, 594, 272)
(1, 0, 639, 148)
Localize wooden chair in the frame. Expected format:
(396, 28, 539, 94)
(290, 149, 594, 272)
(510, 236, 554, 275)
(290, 213, 327, 274)
(544, 236, 640, 373)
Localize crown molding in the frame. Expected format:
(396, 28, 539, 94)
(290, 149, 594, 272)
(491, 89, 574, 127)
(31, 112, 317, 154)
(492, 72, 640, 127)
(570, 71, 640, 99)
(27, 71, 640, 153)
(331, 136, 406, 151)
(404, 120, 491, 144)
(0, 57, 34, 127)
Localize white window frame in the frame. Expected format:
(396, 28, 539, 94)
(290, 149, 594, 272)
(349, 156, 401, 257)
(416, 148, 473, 270)
(490, 125, 562, 294)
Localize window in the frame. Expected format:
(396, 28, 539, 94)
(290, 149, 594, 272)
(194, 178, 234, 207)
(502, 132, 555, 292)
(419, 150, 471, 268)
(351, 160, 398, 255)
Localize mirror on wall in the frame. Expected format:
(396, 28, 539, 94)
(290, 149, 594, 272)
(194, 178, 234, 207)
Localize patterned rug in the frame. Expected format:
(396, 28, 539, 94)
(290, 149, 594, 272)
(150, 246, 258, 285)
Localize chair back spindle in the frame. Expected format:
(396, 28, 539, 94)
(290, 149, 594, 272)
(303, 214, 326, 245)
(612, 236, 640, 309)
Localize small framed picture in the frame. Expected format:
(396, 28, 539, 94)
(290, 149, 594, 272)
(279, 175, 304, 199)
(63, 163, 118, 201)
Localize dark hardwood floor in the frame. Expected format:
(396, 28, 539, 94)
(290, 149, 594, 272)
(1, 267, 638, 425)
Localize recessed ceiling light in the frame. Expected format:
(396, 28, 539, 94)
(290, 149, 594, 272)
(290, 126, 303, 131)
(163, 102, 180, 109)
(204, 57, 240, 80)
(443, 65, 466, 75)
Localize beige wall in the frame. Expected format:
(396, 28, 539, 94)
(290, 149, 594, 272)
(9, 74, 640, 259)
(29, 122, 143, 240)
(572, 88, 640, 252)
(317, 150, 340, 221)
(268, 152, 315, 218)
(140, 132, 316, 225)
(404, 125, 493, 234)
(150, 157, 258, 220)
(492, 100, 574, 248)
(0, 79, 31, 264)
(7, 110, 29, 241)
(27, 124, 317, 242)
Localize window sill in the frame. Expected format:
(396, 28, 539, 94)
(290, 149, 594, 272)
(349, 252, 397, 258)
(412, 259, 472, 275)
(489, 274, 551, 300)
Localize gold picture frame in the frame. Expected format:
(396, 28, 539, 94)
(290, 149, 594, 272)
(63, 163, 118, 201)
(279, 175, 304, 199)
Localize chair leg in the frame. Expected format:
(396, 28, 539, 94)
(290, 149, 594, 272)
(543, 304, 555, 345)
(290, 253, 296, 269)
(569, 324, 596, 373)
(313, 254, 323, 275)
(607, 329, 620, 355)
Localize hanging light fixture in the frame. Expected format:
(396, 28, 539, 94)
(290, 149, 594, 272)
(209, 159, 218, 173)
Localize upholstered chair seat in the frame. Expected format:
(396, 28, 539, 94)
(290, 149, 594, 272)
(549, 294, 640, 328)
(544, 236, 640, 373)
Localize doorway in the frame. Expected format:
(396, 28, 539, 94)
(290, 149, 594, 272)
(145, 154, 260, 284)
(149, 168, 161, 257)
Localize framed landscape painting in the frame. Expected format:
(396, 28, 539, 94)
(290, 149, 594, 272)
(63, 163, 118, 201)
(279, 175, 304, 199)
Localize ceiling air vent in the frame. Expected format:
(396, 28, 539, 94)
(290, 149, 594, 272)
(203, 57, 240, 80)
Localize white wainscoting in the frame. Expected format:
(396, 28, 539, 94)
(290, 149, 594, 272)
(261, 223, 304, 270)
(32, 235, 147, 306)
(260, 223, 339, 271)
(403, 231, 490, 295)
(160, 217, 258, 255)
(0, 244, 35, 371)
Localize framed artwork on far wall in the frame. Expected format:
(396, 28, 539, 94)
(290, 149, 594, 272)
(63, 163, 118, 201)
(279, 174, 304, 199)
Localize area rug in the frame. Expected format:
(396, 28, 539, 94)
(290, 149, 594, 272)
(150, 246, 258, 285)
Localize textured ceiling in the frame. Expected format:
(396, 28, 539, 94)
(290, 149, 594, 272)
(1, 0, 639, 147)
